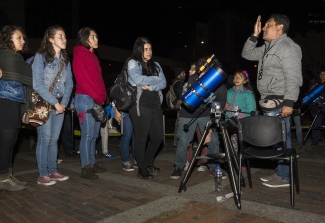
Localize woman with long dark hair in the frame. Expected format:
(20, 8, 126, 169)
(73, 27, 107, 180)
(127, 37, 166, 179)
(33, 25, 73, 186)
(0, 25, 32, 191)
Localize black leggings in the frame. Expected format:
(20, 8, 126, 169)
(0, 129, 19, 174)
(129, 106, 164, 169)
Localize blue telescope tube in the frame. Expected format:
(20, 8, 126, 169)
(302, 83, 325, 105)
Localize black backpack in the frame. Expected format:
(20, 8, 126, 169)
(166, 80, 182, 110)
(110, 69, 137, 111)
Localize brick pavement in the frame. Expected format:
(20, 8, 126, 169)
(1, 131, 325, 223)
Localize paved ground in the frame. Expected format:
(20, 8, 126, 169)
(1, 126, 325, 223)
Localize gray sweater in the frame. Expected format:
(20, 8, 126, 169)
(242, 34, 302, 108)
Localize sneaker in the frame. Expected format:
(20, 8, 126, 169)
(170, 168, 182, 179)
(91, 163, 106, 173)
(123, 163, 135, 171)
(57, 159, 63, 164)
(133, 163, 138, 169)
(241, 166, 247, 171)
(137, 168, 153, 179)
(102, 153, 116, 159)
(197, 165, 207, 172)
(81, 165, 98, 180)
(260, 173, 278, 182)
(262, 176, 290, 188)
(183, 161, 190, 171)
(37, 176, 57, 186)
(147, 164, 160, 173)
(49, 172, 69, 181)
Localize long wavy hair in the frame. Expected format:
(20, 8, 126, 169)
(0, 25, 28, 52)
(75, 27, 96, 49)
(37, 25, 69, 64)
(131, 37, 160, 76)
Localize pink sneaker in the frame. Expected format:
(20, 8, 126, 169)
(37, 176, 57, 186)
(49, 172, 69, 181)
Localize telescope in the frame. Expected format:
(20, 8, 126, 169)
(181, 55, 228, 110)
(301, 83, 325, 106)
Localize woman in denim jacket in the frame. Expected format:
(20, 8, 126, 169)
(127, 37, 166, 179)
(32, 26, 73, 186)
(0, 25, 33, 191)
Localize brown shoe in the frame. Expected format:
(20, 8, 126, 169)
(91, 163, 106, 173)
(0, 173, 26, 191)
(81, 165, 98, 180)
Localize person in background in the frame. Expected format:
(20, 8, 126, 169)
(172, 67, 186, 149)
(242, 14, 302, 187)
(33, 25, 73, 186)
(128, 37, 166, 179)
(0, 25, 33, 191)
(291, 101, 303, 143)
(170, 56, 227, 180)
(99, 102, 116, 159)
(73, 27, 107, 180)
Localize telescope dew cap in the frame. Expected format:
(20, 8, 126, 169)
(175, 67, 185, 78)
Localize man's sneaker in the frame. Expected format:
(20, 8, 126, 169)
(91, 163, 106, 173)
(102, 153, 116, 159)
(262, 175, 290, 188)
(37, 176, 57, 186)
(197, 165, 207, 172)
(123, 163, 135, 171)
(133, 163, 138, 169)
(260, 173, 278, 182)
(170, 168, 182, 179)
(183, 161, 190, 171)
(49, 172, 69, 181)
(81, 165, 98, 180)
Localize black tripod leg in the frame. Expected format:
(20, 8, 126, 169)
(220, 122, 241, 209)
(300, 113, 318, 149)
(224, 130, 246, 188)
(178, 121, 212, 193)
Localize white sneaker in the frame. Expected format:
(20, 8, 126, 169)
(197, 165, 207, 171)
(183, 161, 190, 171)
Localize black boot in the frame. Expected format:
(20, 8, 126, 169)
(147, 164, 160, 173)
(137, 168, 153, 179)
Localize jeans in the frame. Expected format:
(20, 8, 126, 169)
(36, 109, 64, 176)
(75, 94, 101, 168)
(174, 116, 219, 170)
(120, 113, 135, 164)
(291, 115, 302, 142)
(264, 108, 291, 181)
(129, 106, 163, 169)
(311, 113, 324, 146)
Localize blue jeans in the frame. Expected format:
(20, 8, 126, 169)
(75, 94, 101, 168)
(291, 115, 302, 142)
(36, 109, 64, 176)
(264, 108, 291, 181)
(174, 116, 219, 170)
(120, 113, 135, 164)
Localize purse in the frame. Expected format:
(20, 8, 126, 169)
(27, 59, 65, 127)
(87, 102, 107, 123)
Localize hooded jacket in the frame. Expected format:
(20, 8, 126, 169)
(72, 45, 106, 105)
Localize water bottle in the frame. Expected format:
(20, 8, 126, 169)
(214, 164, 223, 192)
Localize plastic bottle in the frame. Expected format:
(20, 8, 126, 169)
(214, 164, 223, 192)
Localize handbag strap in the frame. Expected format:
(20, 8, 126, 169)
(48, 59, 65, 92)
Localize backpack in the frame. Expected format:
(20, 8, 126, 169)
(166, 80, 182, 110)
(110, 69, 137, 111)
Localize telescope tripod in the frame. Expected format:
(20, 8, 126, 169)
(300, 109, 325, 149)
(178, 117, 245, 210)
